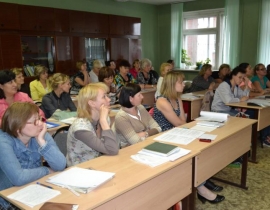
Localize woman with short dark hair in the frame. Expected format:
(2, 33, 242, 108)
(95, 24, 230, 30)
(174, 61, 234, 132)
(0, 102, 66, 209)
(113, 83, 161, 148)
(0, 70, 44, 126)
(114, 59, 136, 89)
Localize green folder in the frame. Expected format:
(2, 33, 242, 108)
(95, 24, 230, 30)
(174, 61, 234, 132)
(142, 142, 180, 157)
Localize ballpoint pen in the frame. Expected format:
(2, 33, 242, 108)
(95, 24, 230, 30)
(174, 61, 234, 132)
(36, 182, 53, 189)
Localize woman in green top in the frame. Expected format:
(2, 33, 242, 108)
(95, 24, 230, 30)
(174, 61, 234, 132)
(251, 63, 270, 94)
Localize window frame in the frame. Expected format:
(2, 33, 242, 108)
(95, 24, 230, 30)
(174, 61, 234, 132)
(182, 8, 224, 69)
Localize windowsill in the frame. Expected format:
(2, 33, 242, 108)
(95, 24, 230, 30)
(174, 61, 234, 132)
(175, 68, 218, 72)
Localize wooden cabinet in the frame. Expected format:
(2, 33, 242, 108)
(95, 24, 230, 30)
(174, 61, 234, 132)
(21, 36, 55, 74)
(55, 9, 70, 33)
(0, 2, 20, 30)
(69, 11, 85, 33)
(71, 36, 86, 73)
(55, 36, 72, 75)
(109, 15, 141, 36)
(19, 5, 55, 31)
(110, 37, 141, 64)
(0, 34, 23, 69)
(85, 13, 109, 34)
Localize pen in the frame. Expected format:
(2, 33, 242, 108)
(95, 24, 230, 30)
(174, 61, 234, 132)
(36, 182, 53, 189)
(199, 139, 212, 143)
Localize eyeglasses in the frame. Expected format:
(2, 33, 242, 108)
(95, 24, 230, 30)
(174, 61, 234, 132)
(26, 116, 46, 126)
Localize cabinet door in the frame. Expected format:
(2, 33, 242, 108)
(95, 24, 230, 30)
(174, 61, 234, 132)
(38, 7, 55, 31)
(0, 34, 23, 68)
(110, 38, 129, 61)
(109, 15, 124, 35)
(69, 11, 85, 33)
(85, 13, 109, 34)
(72, 36, 86, 72)
(55, 36, 72, 75)
(129, 38, 141, 62)
(19, 5, 38, 30)
(0, 2, 20, 30)
(55, 9, 70, 33)
(126, 17, 141, 36)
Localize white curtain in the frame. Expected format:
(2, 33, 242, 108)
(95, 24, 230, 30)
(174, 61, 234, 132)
(257, 0, 270, 64)
(171, 3, 183, 68)
(222, 0, 240, 67)
(85, 38, 106, 66)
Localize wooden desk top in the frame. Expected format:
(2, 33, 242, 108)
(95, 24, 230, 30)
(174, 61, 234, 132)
(226, 101, 265, 109)
(0, 136, 199, 210)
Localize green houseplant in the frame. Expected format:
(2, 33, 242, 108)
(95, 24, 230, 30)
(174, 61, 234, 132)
(181, 49, 191, 66)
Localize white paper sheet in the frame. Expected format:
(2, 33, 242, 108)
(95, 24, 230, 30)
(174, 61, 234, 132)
(190, 125, 217, 132)
(154, 127, 204, 145)
(7, 184, 60, 208)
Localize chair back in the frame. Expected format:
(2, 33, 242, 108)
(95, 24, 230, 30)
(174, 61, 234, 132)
(200, 90, 214, 111)
(52, 126, 70, 156)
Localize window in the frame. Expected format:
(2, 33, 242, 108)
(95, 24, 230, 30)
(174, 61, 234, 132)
(182, 9, 224, 69)
(85, 38, 107, 68)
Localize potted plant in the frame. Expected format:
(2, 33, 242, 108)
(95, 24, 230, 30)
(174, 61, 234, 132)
(185, 61, 192, 69)
(196, 61, 203, 70)
(181, 49, 190, 68)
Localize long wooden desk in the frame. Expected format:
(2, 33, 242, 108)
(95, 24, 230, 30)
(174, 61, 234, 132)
(226, 101, 270, 163)
(181, 90, 206, 122)
(0, 137, 199, 210)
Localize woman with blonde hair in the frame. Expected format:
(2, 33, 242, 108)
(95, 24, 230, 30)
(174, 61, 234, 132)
(66, 83, 119, 166)
(89, 59, 103, 83)
(11, 67, 31, 97)
(155, 62, 172, 98)
(154, 70, 225, 204)
(190, 64, 215, 92)
(41, 73, 77, 118)
(70, 61, 91, 94)
(30, 65, 52, 101)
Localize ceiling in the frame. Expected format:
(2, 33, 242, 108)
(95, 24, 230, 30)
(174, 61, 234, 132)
(115, 0, 196, 5)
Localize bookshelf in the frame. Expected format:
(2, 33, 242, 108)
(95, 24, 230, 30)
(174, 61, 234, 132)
(21, 36, 55, 76)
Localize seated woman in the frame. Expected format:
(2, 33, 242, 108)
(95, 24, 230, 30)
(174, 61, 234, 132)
(154, 70, 224, 204)
(0, 102, 66, 209)
(114, 59, 136, 89)
(211, 64, 231, 86)
(89, 59, 103, 83)
(70, 61, 91, 94)
(41, 73, 77, 118)
(251, 63, 270, 94)
(98, 66, 117, 104)
(0, 70, 44, 126)
(113, 83, 161, 148)
(190, 64, 216, 92)
(129, 59, 140, 79)
(155, 62, 172, 99)
(238, 63, 263, 97)
(66, 83, 119, 167)
(137, 58, 158, 88)
(30, 65, 52, 101)
(11, 67, 31, 97)
(211, 66, 249, 116)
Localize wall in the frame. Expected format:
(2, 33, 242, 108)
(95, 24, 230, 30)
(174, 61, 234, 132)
(0, 0, 159, 69)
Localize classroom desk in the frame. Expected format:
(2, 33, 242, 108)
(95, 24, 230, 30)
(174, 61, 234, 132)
(226, 101, 270, 163)
(181, 90, 206, 122)
(176, 117, 256, 190)
(0, 137, 199, 210)
(46, 119, 69, 136)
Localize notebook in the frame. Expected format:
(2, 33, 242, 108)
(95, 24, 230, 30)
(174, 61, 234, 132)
(141, 142, 180, 157)
(47, 167, 115, 194)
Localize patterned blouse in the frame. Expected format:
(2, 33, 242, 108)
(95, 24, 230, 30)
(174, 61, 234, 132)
(66, 118, 100, 166)
(137, 71, 158, 85)
(114, 73, 136, 89)
(153, 96, 181, 131)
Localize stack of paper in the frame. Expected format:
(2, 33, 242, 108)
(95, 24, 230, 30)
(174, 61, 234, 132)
(47, 167, 115, 194)
(181, 93, 203, 100)
(131, 142, 191, 167)
(196, 121, 224, 128)
(60, 117, 77, 125)
(7, 185, 61, 208)
(247, 99, 270, 107)
(154, 127, 205, 145)
(195, 111, 228, 122)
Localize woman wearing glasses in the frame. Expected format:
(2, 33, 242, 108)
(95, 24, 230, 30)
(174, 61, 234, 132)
(0, 70, 44, 126)
(0, 102, 66, 209)
(251, 63, 270, 94)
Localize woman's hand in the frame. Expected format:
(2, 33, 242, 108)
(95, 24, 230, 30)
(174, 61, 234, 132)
(99, 104, 110, 130)
(240, 96, 249, 102)
(208, 82, 215, 90)
(36, 123, 47, 147)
